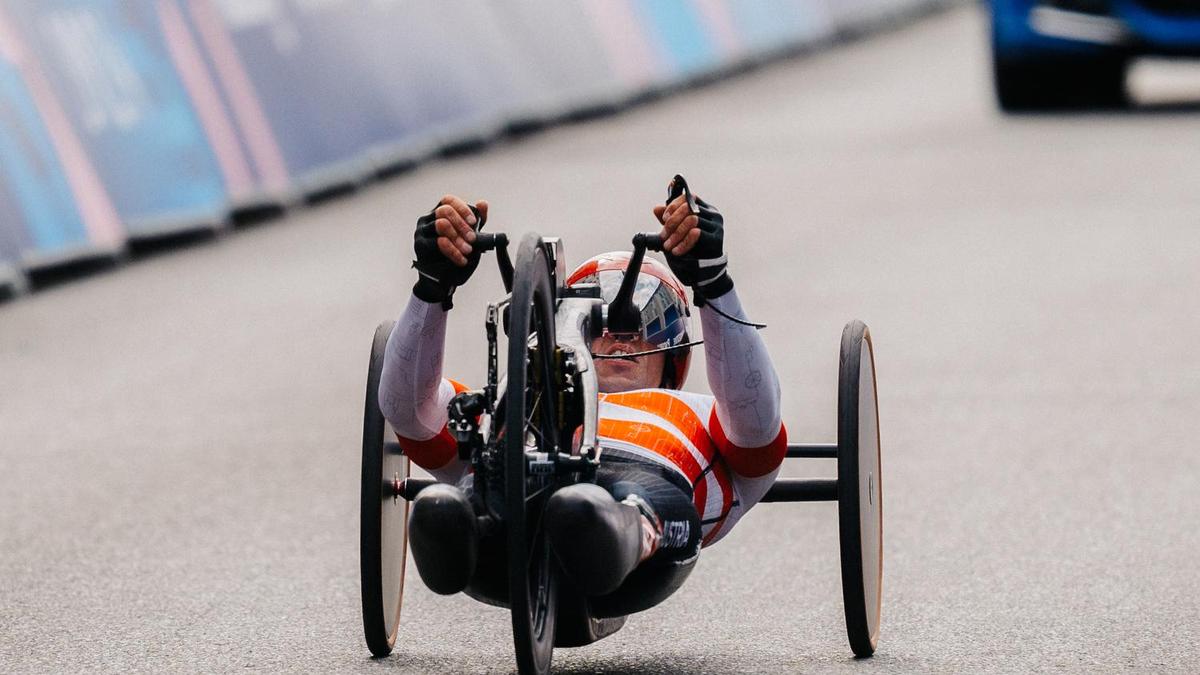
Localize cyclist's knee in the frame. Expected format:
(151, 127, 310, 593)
(608, 478, 701, 564)
(547, 483, 619, 530)
(545, 483, 642, 596)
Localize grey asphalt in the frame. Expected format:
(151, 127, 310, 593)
(3, 6, 1200, 673)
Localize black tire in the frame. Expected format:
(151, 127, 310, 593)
(505, 234, 561, 675)
(993, 55, 1127, 111)
(837, 320, 883, 658)
(360, 320, 411, 657)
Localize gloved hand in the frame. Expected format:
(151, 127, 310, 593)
(653, 175, 732, 305)
(412, 195, 488, 309)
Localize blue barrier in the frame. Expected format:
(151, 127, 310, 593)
(0, 174, 27, 293)
(338, 1, 510, 167)
(725, 1, 836, 54)
(484, 0, 628, 119)
(0, 3, 123, 271)
(191, 0, 426, 194)
(160, 0, 292, 210)
(636, 0, 723, 80)
(0, 52, 90, 265)
(5, 0, 228, 239)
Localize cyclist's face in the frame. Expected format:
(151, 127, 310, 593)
(591, 333, 666, 393)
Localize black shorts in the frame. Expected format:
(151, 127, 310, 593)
(593, 455, 702, 565)
(463, 455, 702, 616)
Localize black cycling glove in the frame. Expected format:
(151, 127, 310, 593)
(662, 175, 733, 306)
(412, 202, 485, 309)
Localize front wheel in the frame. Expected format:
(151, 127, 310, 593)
(504, 233, 561, 675)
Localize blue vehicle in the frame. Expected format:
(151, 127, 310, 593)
(990, 1, 1200, 109)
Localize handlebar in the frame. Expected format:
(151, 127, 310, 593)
(472, 231, 513, 292)
(607, 231, 666, 335)
(633, 232, 664, 252)
(473, 231, 507, 253)
(473, 229, 663, 334)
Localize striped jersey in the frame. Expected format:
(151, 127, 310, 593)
(397, 380, 787, 548)
(596, 388, 786, 546)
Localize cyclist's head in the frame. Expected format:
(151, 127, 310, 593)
(567, 252, 691, 392)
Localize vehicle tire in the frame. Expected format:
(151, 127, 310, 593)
(360, 320, 411, 657)
(837, 320, 883, 658)
(504, 233, 561, 675)
(994, 55, 1127, 111)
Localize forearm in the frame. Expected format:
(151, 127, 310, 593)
(378, 294, 453, 441)
(700, 289, 782, 448)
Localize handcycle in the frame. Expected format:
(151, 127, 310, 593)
(359, 227, 884, 674)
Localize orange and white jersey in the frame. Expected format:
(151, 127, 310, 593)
(381, 289, 785, 548)
(597, 389, 785, 546)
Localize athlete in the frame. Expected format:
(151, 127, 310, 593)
(379, 178, 785, 612)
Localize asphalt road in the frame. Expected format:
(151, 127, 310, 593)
(3, 6, 1200, 673)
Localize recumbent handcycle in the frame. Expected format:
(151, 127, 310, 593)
(359, 227, 883, 675)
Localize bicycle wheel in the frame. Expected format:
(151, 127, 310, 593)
(504, 234, 561, 675)
(360, 320, 410, 657)
(837, 320, 883, 657)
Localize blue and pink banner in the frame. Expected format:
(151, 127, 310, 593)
(0, 3, 123, 270)
(3, 0, 230, 238)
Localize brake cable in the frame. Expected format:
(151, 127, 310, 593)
(701, 302, 767, 329)
(591, 303, 767, 362)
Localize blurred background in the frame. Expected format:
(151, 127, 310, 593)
(0, 0, 949, 293)
(2, 1, 1199, 673)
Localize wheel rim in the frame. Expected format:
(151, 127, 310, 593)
(857, 332, 882, 646)
(380, 422, 409, 644)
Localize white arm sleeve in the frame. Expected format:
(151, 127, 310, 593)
(699, 289, 782, 448)
(378, 295, 455, 442)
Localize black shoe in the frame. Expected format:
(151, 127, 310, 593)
(544, 484, 643, 596)
(407, 483, 478, 595)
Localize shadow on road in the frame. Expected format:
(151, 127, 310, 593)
(998, 98, 1200, 118)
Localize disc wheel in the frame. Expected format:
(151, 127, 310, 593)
(360, 320, 411, 657)
(504, 234, 561, 675)
(837, 320, 883, 658)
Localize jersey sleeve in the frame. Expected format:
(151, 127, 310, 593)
(378, 295, 470, 484)
(699, 288, 785, 475)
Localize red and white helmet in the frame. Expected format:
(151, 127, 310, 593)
(567, 252, 692, 389)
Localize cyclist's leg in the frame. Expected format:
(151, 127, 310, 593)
(407, 481, 478, 595)
(544, 482, 643, 596)
(599, 464, 702, 568)
(592, 462, 702, 615)
(408, 475, 514, 604)
(545, 460, 701, 598)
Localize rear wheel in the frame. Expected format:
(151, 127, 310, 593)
(361, 320, 410, 657)
(994, 55, 1127, 111)
(838, 320, 883, 658)
(504, 234, 561, 675)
